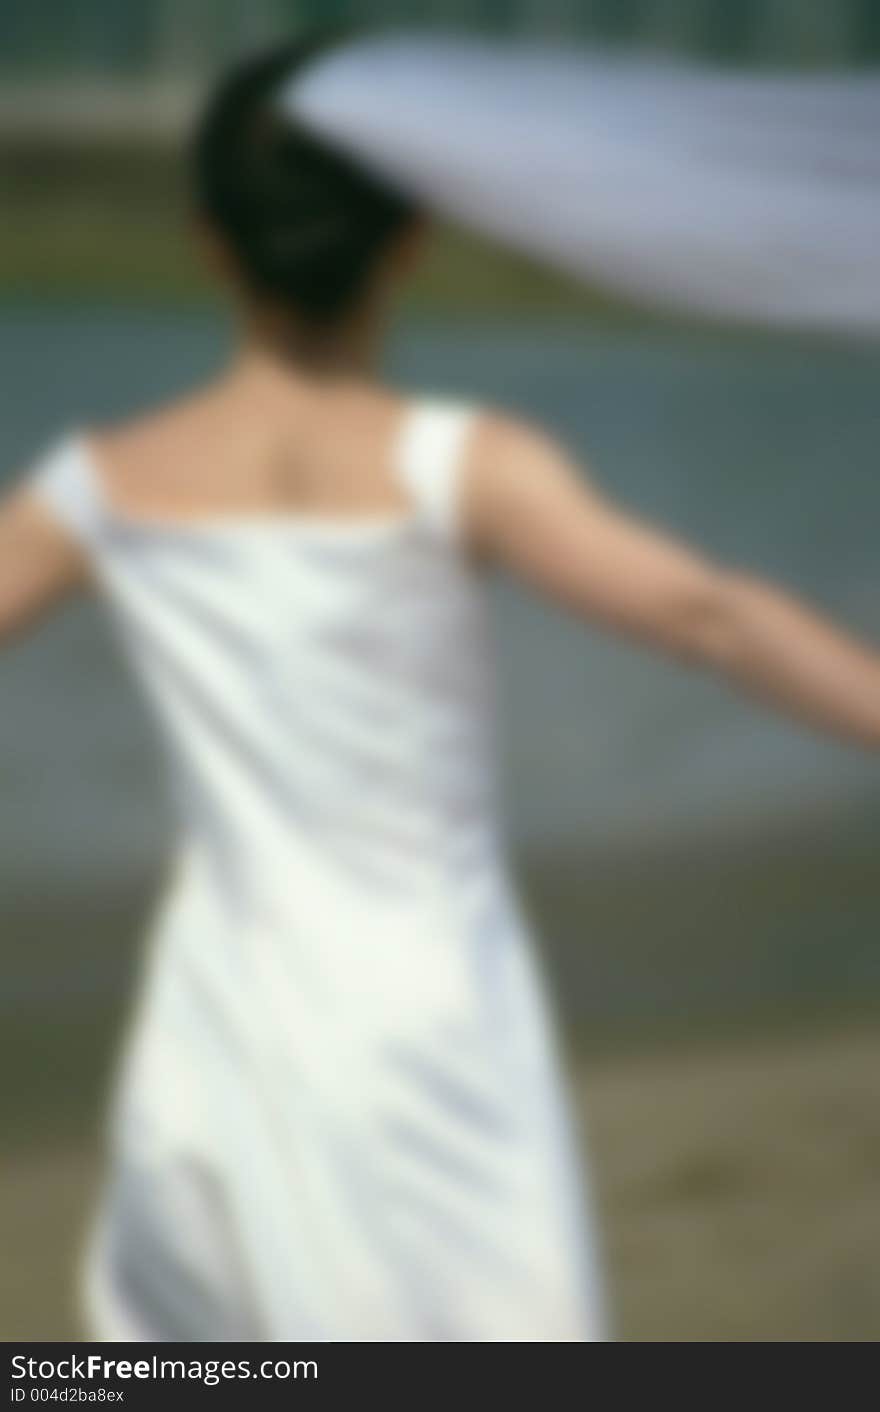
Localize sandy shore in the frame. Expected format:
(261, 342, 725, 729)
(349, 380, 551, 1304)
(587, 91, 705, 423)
(4, 1019, 879, 1342)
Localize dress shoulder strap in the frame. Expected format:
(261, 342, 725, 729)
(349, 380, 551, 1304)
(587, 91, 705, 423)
(392, 398, 480, 544)
(27, 435, 105, 548)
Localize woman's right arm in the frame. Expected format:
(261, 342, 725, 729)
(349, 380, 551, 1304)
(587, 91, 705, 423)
(0, 489, 88, 647)
(464, 414, 880, 751)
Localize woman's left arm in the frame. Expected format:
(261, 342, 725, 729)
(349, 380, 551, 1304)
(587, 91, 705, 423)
(0, 489, 88, 646)
(463, 414, 880, 751)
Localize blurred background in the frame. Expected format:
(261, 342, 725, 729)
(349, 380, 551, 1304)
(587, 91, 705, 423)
(2, 0, 879, 1342)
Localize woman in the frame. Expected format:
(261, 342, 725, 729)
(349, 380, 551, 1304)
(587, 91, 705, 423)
(2, 37, 878, 1343)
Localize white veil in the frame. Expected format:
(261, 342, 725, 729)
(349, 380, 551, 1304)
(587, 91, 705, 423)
(282, 34, 880, 336)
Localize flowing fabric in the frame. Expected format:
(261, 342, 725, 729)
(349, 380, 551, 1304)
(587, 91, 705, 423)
(285, 35, 880, 335)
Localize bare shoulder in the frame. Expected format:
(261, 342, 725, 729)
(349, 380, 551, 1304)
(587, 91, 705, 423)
(463, 407, 600, 552)
(87, 384, 225, 480)
(84, 379, 278, 516)
(467, 406, 558, 469)
(468, 406, 597, 497)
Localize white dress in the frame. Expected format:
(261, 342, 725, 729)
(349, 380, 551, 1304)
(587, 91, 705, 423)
(30, 399, 605, 1342)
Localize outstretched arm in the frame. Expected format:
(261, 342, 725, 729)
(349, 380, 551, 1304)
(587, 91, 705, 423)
(464, 415, 880, 751)
(0, 489, 88, 646)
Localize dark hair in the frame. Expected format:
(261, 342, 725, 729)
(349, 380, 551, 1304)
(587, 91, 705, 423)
(191, 33, 419, 324)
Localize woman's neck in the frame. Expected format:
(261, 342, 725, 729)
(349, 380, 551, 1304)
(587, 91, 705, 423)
(240, 301, 384, 382)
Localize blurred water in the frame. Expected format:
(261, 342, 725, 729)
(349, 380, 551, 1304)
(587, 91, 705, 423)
(1, 305, 877, 884)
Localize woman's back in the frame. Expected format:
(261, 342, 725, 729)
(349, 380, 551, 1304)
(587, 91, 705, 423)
(88, 371, 415, 526)
(34, 376, 498, 913)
